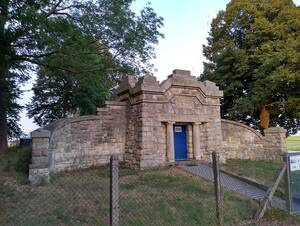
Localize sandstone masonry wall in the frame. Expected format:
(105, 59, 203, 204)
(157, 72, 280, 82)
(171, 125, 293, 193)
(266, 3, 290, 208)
(221, 119, 287, 162)
(29, 69, 288, 185)
(48, 102, 126, 173)
(114, 70, 224, 167)
(29, 129, 51, 185)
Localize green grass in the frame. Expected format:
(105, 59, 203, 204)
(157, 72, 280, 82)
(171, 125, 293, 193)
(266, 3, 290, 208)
(1, 147, 299, 225)
(264, 208, 300, 225)
(287, 136, 300, 151)
(221, 159, 287, 194)
(0, 165, 258, 226)
(119, 169, 257, 226)
(0, 147, 258, 226)
(0, 146, 31, 184)
(221, 159, 300, 224)
(221, 159, 281, 187)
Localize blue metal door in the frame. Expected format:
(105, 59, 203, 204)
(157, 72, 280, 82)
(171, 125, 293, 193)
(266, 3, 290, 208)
(174, 125, 188, 160)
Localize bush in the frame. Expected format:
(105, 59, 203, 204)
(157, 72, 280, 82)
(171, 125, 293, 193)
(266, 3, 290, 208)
(15, 147, 32, 175)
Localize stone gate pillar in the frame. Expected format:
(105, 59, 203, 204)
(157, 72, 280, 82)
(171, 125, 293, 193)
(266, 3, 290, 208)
(29, 128, 51, 185)
(264, 127, 287, 161)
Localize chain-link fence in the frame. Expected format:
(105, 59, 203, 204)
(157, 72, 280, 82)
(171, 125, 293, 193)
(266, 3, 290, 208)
(116, 154, 261, 226)
(119, 166, 218, 226)
(0, 153, 292, 226)
(0, 167, 110, 226)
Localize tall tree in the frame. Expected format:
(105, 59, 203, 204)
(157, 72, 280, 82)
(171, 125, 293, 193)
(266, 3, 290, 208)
(201, 0, 300, 134)
(0, 0, 163, 152)
(27, 37, 116, 126)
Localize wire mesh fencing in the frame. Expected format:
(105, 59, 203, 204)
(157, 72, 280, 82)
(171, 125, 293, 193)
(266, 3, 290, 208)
(119, 166, 218, 226)
(0, 167, 110, 226)
(0, 153, 292, 226)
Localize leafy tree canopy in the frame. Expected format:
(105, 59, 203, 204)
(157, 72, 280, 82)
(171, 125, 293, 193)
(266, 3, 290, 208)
(0, 0, 163, 151)
(201, 0, 300, 135)
(27, 37, 115, 125)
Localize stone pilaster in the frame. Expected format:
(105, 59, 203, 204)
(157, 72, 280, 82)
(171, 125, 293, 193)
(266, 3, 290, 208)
(193, 123, 201, 160)
(29, 129, 51, 185)
(187, 124, 193, 159)
(264, 127, 287, 161)
(166, 122, 175, 162)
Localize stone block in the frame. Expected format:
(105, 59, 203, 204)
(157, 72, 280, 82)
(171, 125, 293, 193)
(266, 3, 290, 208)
(29, 165, 50, 185)
(31, 129, 51, 138)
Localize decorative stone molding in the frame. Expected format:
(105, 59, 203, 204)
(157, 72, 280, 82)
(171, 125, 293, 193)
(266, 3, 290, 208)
(29, 69, 241, 173)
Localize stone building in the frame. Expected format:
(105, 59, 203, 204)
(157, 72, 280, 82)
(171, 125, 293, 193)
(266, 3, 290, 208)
(29, 69, 287, 185)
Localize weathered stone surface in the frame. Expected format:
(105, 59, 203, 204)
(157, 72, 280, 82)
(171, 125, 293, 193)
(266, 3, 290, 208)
(115, 69, 224, 167)
(29, 69, 288, 178)
(47, 102, 127, 172)
(29, 129, 51, 185)
(221, 120, 287, 162)
(31, 128, 51, 138)
(29, 165, 50, 185)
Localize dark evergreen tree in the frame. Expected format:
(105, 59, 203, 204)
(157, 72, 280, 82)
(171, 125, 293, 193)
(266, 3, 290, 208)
(201, 0, 300, 134)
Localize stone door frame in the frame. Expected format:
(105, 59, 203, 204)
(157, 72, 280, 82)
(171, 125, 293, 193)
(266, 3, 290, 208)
(165, 121, 202, 162)
(173, 124, 188, 161)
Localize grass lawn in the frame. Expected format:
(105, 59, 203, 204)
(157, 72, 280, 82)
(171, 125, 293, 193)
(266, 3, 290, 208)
(287, 136, 300, 152)
(0, 147, 259, 226)
(222, 159, 300, 225)
(119, 168, 257, 226)
(1, 147, 300, 226)
(221, 159, 281, 187)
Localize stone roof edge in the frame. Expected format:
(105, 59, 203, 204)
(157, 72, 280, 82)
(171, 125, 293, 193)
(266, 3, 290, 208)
(114, 69, 223, 98)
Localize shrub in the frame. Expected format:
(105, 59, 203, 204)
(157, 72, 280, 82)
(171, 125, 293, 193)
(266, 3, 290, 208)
(15, 147, 32, 175)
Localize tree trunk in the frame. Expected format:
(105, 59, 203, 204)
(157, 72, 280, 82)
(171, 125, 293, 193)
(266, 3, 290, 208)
(0, 108, 8, 153)
(0, 56, 9, 153)
(0, 61, 9, 153)
(0, 0, 10, 153)
(260, 105, 270, 129)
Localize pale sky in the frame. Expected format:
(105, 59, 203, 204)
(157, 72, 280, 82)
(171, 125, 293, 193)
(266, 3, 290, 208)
(19, 0, 300, 135)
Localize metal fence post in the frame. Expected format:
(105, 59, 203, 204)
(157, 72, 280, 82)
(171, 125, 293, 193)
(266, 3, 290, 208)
(212, 151, 223, 225)
(110, 155, 119, 226)
(283, 154, 292, 214)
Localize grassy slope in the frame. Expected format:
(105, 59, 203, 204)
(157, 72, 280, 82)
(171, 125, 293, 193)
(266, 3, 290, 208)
(222, 159, 300, 225)
(1, 147, 299, 225)
(0, 147, 258, 226)
(287, 136, 300, 151)
(222, 159, 280, 187)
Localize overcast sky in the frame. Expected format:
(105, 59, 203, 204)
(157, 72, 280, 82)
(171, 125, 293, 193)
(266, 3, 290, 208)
(19, 0, 300, 135)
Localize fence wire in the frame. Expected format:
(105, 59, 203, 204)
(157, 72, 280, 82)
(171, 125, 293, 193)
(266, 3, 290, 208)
(0, 154, 291, 226)
(119, 166, 218, 226)
(0, 167, 110, 226)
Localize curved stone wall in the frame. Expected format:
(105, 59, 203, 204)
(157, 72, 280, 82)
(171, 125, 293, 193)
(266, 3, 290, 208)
(221, 119, 287, 161)
(28, 70, 288, 185)
(48, 102, 126, 172)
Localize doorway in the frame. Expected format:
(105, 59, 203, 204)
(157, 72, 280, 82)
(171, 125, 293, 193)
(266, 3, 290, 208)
(173, 125, 188, 160)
